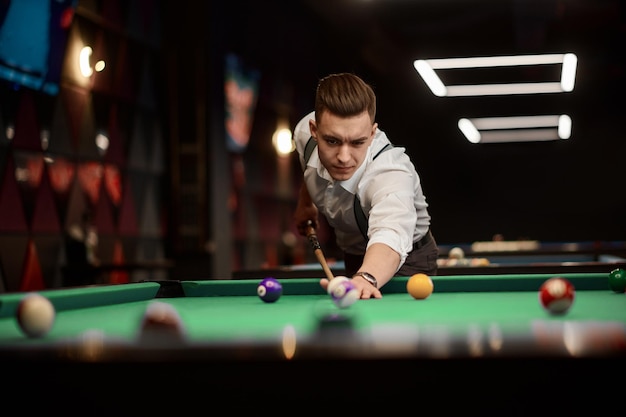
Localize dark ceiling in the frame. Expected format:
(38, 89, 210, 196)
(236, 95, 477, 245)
(301, 0, 623, 75)
(292, 0, 624, 147)
(207, 0, 624, 110)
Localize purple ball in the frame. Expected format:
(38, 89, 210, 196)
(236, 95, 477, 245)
(330, 280, 359, 308)
(257, 277, 283, 303)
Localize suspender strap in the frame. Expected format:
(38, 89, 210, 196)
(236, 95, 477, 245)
(353, 194, 369, 240)
(303, 136, 317, 166)
(372, 143, 393, 159)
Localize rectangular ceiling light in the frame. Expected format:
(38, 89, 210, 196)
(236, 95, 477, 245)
(458, 115, 572, 143)
(414, 53, 577, 97)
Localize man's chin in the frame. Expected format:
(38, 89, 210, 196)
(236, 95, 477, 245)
(330, 173, 353, 181)
(329, 168, 355, 181)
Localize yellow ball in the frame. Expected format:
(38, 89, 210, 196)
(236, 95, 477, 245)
(406, 273, 434, 300)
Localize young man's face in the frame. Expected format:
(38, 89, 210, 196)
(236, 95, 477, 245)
(309, 110, 377, 181)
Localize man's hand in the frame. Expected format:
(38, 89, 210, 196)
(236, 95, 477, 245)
(320, 277, 382, 299)
(296, 216, 318, 237)
(294, 184, 319, 236)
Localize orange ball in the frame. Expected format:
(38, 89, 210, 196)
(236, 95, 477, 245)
(406, 273, 434, 299)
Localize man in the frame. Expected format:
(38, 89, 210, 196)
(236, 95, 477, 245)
(293, 72, 438, 299)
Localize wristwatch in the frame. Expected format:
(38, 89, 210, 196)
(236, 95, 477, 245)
(354, 271, 378, 288)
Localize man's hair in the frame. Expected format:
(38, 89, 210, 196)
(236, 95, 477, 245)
(314, 73, 376, 123)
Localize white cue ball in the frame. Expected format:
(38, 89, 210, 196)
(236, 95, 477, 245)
(16, 293, 56, 338)
(327, 276, 350, 296)
(449, 247, 465, 260)
(331, 280, 359, 309)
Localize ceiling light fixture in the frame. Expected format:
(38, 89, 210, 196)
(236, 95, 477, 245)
(414, 53, 577, 97)
(458, 115, 572, 143)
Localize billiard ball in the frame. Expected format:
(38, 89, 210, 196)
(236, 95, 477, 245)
(257, 277, 283, 303)
(327, 275, 350, 296)
(539, 277, 575, 315)
(16, 293, 56, 338)
(608, 268, 626, 293)
(449, 247, 465, 260)
(470, 257, 491, 267)
(330, 280, 359, 308)
(407, 273, 434, 299)
(139, 301, 186, 342)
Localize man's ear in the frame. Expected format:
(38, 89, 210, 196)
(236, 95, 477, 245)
(309, 119, 318, 141)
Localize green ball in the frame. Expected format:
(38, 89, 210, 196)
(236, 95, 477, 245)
(608, 268, 626, 293)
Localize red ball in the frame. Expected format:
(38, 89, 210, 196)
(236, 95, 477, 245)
(539, 277, 575, 315)
(138, 301, 186, 342)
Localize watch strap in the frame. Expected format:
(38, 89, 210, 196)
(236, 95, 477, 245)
(354, 271, 377, 288)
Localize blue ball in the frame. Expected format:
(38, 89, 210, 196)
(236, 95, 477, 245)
(257, 277, 283, 303)
(330, 280, 359, 308)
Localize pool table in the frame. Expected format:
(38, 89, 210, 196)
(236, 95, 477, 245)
(1, 272, 625, 415)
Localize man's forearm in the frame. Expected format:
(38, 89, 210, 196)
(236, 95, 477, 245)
(357, 243, 401, 289)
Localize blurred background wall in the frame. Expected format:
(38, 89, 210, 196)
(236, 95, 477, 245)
(0, 0, 623, 292)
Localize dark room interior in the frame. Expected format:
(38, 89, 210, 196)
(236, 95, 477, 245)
(0, 0, 624, 291)
(1, 1, 625, 414)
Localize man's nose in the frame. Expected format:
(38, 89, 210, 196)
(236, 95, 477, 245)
(337, 145, 351, 161)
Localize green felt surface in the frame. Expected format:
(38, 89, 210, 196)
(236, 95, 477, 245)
(0, 273, 623, 346)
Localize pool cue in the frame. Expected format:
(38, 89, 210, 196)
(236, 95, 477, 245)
(305, 220, 335, 281)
